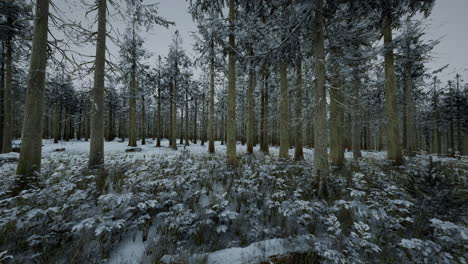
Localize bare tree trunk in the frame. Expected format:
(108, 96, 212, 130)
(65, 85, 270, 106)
(156, 93, 161, 147)
(54, 105, 60, 144)
(404, 63, 417, 156)
(294, 57, 304, 160)
(171, 78, 177, 150)
(194, 97, 198, 144)
(2, 39, 13, 153)
(141, 95, 146, 145)
(185, 85, 189, 146)
(279, 62, 289, 159)
(180, 98, 184, 145)
(352, 78, 362, 159)
(383, 13, 403, 163)
(0, 44, 4, 151)
(246, 54, 255, 154)
(107, 102, 113, 141)
(260, 68, 269, 153)
(88, 0, 107, 168)
(201, 91, 206, 146)
(226, 0, 237, 166)
(208, 39, 215, 152)
(128, 46, 137, 147)
(313, 0, 329, 198)
(431, 113, 441, 154)
(156, 58, 162, 147)
(330, 64, 344, 167)
(16, 0, 50, 177)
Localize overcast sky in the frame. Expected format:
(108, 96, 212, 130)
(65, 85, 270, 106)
(54, 0, 468, 84)
(423, 0, 468, 83)
(135, 0, 468, 84)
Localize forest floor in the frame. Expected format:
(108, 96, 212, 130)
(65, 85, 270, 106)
(0, 139, 467, 264)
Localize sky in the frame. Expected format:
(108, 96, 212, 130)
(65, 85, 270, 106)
(52, 0, 468, 84)
(423, 0, 468, 83)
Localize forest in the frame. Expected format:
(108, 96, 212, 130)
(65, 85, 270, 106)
(0, 0, 467, 263)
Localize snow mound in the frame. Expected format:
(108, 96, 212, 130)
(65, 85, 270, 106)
(161, 235, 314, 264)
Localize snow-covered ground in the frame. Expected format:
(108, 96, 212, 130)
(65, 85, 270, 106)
(7, 138, 394, 161)
(1, 139, 466, 264)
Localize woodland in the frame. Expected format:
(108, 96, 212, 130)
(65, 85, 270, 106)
(0, 0, 467, 263)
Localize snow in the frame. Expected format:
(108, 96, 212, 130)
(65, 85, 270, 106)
(1, 138, 466, 264)
(0, 152, 19, 161)
(161, 235, 314, 264)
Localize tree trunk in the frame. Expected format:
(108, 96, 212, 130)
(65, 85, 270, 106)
(194, 97, 198, 144)
(294, 57, 304, 160)
(156, 80, 161, 147)
(16, 0, 50, 177)
(201, 91, 206, 146)
(185, 85, 189, 146)
(313, 0, 329, 198)
(171, 78, 177, 150)
(352, 78, 362, 159)
(260, 67, 269, 153)
(88, 0, 107, 168)
(208, 39, 215, 152)
(382, 13, 403, 163)
(2, 39, 13, 153)
(279, 62, 289, 159)
(128, 41, 137, 147)
(404, 63, 417, 156)
(0, 44, 4, 151)
(226, 0, 237, 166)
(246, 54, 255, 154)
(141, 95, 146, 145)
(180, 98, 184, 145)
(330, 64, 344, 167)
(107, 102, 113, 141)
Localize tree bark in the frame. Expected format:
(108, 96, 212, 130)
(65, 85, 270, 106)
(0, 44, 4, 151)
(185, 84, 189, 146)
(88, 0, 107, 168)
(260, 67, 269, 153)
(2, 39, 13, 153)
(141, 95, 146, 145)
(330, 64, 344, 166)
(404, 63, 417, 156)
(279, 62, 289, 159)
(313, 0, 329, 198)
(352, 78, 362, 159)
(16, 0, 50, 177)
(128, 31, 137, 147)
(194, 97, 198, 144)
(383, 13, 403, 163)
(156, 65, 162, 147)
(294, 57, 304, 160)
(171, 78, 177, 150)
(246, 54, 255, 154)
(201, 91, 206, 146)
(226, 0, 237, 166)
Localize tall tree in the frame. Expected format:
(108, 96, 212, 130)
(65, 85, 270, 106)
(226, 0, 237, 166)
(313, 0, 329, 198)
(294, 57, 304, 160)
(89, 0, 107, 168)
(0, 0, 30, 153)
(16, 0, 49, 178)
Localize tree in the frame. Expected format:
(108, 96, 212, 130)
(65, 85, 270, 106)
(313, 0, 329, 198)
(397, 19, 438, 156)
(89, 0, 107, 168)
(369, 0, 435, 163)
(16, 0, 49, 178)
(0, 0, 30, 153)
(226, 0, 237, 166)
(294, 57, 304, 160)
